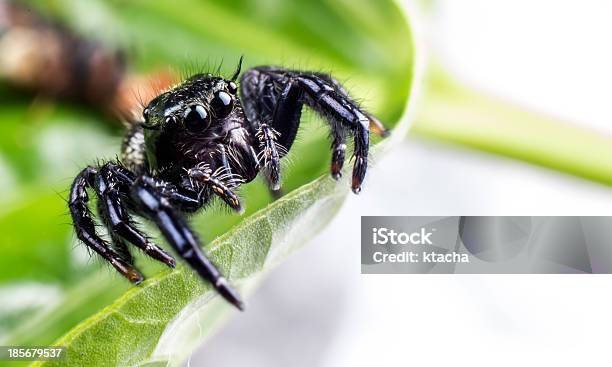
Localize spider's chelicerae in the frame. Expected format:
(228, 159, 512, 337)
(69, 59, 389, 310)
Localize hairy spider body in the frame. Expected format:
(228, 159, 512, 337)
(69, 60, 388, 310)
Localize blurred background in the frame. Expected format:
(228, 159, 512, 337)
(1, 0, 612, 366)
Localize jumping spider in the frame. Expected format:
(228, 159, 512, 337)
(69, 59, 389, 310)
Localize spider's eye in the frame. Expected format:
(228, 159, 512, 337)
(183, 105, 211, 132)
(143, 107, 150, 121)
(211, 91, 233, 118)
(228, 82, 238, 94)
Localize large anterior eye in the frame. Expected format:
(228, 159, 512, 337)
(211, 91, 233, 118)
(183, 105, 211, 132)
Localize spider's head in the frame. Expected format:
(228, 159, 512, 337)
(142, 73, 242, 134)
(141, 69, 248, 171)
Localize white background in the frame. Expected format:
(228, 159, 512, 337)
(192, 1, 612, 366)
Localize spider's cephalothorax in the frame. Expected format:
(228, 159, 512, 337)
(69, 59, 389, 310)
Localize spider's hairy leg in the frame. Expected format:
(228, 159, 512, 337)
(95, 163, 176, 268)
(68, 166, 143, 284)
(291, 71, 378, 193)
(330, 130, 348, 180)
(241, 72, 300, 192)
(255, 123, 282, 190)
(121, 124, 147, 174)
(240, 67, 387, 194)
(107, 231, 134, 264)
(310, 71, 390, 138)
(216, 143, 249, 192)
(264, 175, 284, 199)
(131, 176, 244, 310)
(218, 143, 255, 201)
(261, 80, 300, 196)
(216, 144, 232, 173)
(273, 80, 348, 180)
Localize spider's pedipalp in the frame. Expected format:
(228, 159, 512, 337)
(255, 123, 281, 189)
(188, 167, 243, 213)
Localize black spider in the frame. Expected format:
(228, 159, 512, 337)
(68, 58, 389, 310)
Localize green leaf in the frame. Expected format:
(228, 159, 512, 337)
(0, 0, 419, 366)
(37, 173, 349, 367)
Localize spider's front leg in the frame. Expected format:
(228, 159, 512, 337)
(70, 162, 184, 283)
(69, 166, 144, 283)
(70, 163, 243, 309)
(95, 163, 176, 268)
(130, 175, 244, 310)
(240, 67, 389, 194)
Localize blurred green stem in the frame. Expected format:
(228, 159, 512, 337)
(413, 68, 612, 185)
